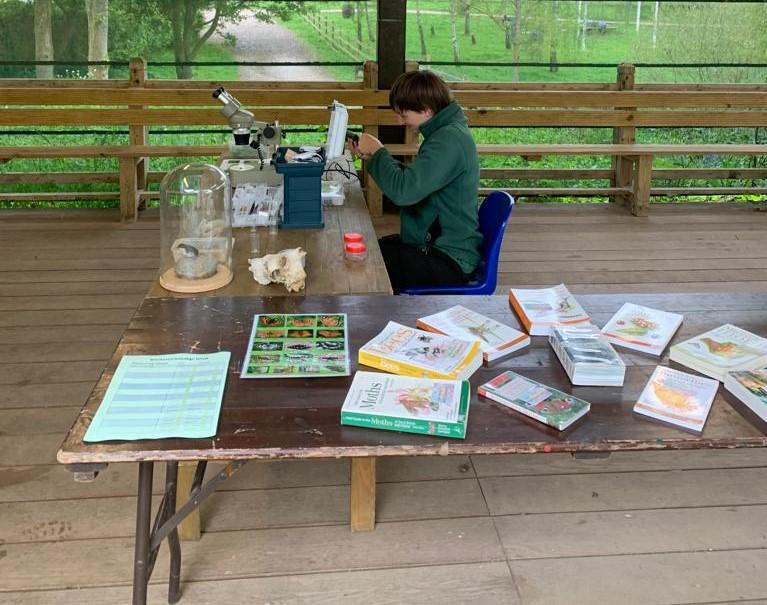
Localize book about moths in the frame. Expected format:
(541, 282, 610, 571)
(416, 305, 530, 364)
(358, 321, 482, 380)
(508, 283, 590, 336)
(340, 371, 471, 438)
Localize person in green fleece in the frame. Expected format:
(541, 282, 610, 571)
(349, 70, 482, 294)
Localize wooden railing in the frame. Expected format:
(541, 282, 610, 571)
(0, 59, 766, 220)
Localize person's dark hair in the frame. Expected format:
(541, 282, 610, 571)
(389, 70, 453, 115)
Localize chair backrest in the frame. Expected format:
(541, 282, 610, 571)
(400, 190, 514, 295)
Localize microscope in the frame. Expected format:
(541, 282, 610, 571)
(213, 87, 282, 186)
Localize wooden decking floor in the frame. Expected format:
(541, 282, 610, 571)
(2, 202, 767, 605)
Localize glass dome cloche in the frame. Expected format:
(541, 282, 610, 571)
(159, 163, 233, 293)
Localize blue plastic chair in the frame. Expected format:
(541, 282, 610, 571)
(400, 190, 514, 295)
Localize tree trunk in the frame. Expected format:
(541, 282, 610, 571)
(86, 0, 109, 80)
(34, 0, 54, 79)
(363, 2, 374, 42)
(502, 0, 512, 50)
(416, 0, 428, 58)
(449, 0, 460, 63)
(512, 0, 521, 81)
(549, 0, 559, 72)
(463, 0, 471, 36)
(356, 2, 363, 51)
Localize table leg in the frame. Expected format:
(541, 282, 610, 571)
(165, 463, 182, 604)
(133, 461, 154, 605)
(350, 457, 376, 532)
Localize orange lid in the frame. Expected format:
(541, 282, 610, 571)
(345, 242, 367, 253)
(343, 232, 363, 243)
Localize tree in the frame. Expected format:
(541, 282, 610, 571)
(34, 0, 54, 78)
(152, 1, 302, 79)
(449, 0, 460, 63)
(415, 0, 428, 59)
(86, 0, 109, 79)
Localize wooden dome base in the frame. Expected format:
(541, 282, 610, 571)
(159, 264, 233, 293)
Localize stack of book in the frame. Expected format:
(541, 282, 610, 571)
(340, 371, 471, 438)
(724, 367, 767, 424)
(508, 283, 590, 336)
(416, 305, 530, 364)
(634, 366, 719, 433)
(669, 324, 767, 381)
(358, 321, 483, 380)
(478, 370, 591, 431)
(550, 323, 626, 386)
(601, 303, 683, 356)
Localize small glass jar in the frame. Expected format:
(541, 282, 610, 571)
(344, 241, 367, 262)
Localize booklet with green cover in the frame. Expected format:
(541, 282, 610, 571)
(241, 313, 350, 378)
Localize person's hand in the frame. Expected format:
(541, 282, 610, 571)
(349, 133, 383, 160)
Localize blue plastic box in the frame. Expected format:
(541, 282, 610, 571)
(273, 147, 325, 229)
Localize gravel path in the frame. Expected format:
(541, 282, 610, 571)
(212, 11, 332, 81)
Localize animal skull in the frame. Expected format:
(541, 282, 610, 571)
(248, 247, 307, 292)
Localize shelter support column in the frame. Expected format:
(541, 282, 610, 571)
(350, 457, 376, 531)
(611, 63, 636, 206)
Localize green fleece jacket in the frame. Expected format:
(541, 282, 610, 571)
(367, 101, 481, 274)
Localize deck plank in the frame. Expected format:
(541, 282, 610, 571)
(2, 203, 767, 604)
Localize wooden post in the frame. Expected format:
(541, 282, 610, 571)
(611, 63, 636, 206)
(175, 462, 201, 541)
(630, 154, 653, 216)
(350, 457, 376, 531)
(118, 156, 139, 222)
(362, 61, 383, 217)
(129, 58, 149, 212)
(403, 61, 420, 150)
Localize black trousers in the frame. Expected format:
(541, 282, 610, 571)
(378, 235, 469, 294)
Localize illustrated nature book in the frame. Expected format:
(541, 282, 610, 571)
(478, 370, 591, 431)
(241, 313, 350, 378)
(669, 324, 767, 381)
(508, 283, 590, 336)
(634, 366, 719, 433)
(358, 321, 482, 380)
(724, 367, 767, 424)
(416, 305, 530, 364)
(549, 323, 626, 386)
(340, 371, 471, 438)
(601, 303, 683, 356)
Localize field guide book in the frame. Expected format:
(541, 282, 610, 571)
(550, 323, 626, 387)
(340, 371, 471, 438)
(508, 284, 590, 336)
(724, 367, 767, 424)
(358, 321, 482, 380)
(634, 366, 719, 433)
(669, 324, 767, 381)
(601, 303, 683, 356)
(416, 305, 530, 364)
(478, 370, 591, 431)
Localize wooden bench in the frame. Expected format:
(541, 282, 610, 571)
(383, 143, 767, 217)
(2, 61, 766, 219)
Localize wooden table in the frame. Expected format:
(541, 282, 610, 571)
(58, 293, 767, 605)
(146, 183, 392, 297)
